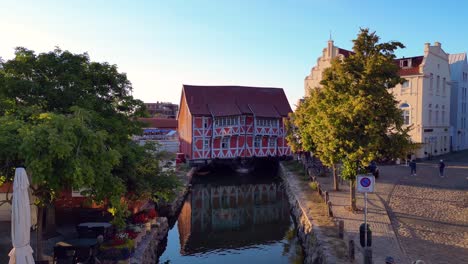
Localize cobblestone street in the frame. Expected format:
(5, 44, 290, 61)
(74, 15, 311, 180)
(314, 150, 468, 264)
(382, 160, 468, 264)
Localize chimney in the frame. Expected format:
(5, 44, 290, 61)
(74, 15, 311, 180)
(434, 41, 441, 47)
(424, 43, 430, 53)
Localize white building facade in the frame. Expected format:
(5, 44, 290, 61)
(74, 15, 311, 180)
(305, 41, 452, 159)
(448, 53, 468, 151)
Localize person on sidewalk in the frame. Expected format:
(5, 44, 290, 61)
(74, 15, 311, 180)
(409, 160, 417, 176)
(385, 256, 395, 264)
(439, 160, 446, 177)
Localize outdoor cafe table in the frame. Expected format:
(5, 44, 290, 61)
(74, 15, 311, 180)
(56, 238, 97, 248)
(56, 238, 97, 262)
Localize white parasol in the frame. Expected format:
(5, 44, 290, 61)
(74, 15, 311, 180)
(8, 167, 34, 264)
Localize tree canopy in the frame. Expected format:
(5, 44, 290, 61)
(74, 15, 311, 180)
(290, 29, 414, 209)
(0, 47, 180, 219)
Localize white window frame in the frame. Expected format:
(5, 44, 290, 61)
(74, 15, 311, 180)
(268, 137, 277, 148)
(254, 136, 262, 148)
(221, 137, 230, 149)
(402, 81, 410, 89)
(400, 103, 411, 125)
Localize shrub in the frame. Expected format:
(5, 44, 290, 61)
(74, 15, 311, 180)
(309, 182, 318, 191)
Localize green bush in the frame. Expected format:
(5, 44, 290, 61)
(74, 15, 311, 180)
(309, 182, 318, 191)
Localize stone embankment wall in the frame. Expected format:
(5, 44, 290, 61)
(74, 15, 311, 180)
(130, 217, 169, 264)
(131, 167, 195, 263)
(279, 164, 349, 264)
(158, 167, 195, 218)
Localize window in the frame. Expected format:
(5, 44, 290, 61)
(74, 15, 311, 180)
(215, 116, 239, 127)
(204, 139, 210, 149)
(429, 110, 432, 124)
(400, 103, 410, 125)
(436, 75, 440, 93)
(203, 118, 208, 128)
(221, 137, 230, 149)
(442, 77, 446, 95)
(435, 110, 439, 124)
(442, 111, 445, 124)
(269, 137, 276, 148)
(254, 136, 262, 148)
(400, 59, 411, 68)
(402, 81, 410, 89)
(430, 73, 433, 90)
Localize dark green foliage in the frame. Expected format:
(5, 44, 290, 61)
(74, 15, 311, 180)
(0, 47, 180, 222)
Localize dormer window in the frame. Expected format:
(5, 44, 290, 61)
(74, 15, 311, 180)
(400, 59, 412, 68)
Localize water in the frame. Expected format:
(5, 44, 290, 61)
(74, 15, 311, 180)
(158, 169, 304, 264)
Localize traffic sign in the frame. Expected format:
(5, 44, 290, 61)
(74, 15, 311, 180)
(357, 175, 375, 193)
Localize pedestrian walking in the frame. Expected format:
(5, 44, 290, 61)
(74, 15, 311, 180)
(439, 160, 446, 177)
(409, 160, 417, 176)
(385, 256, 395, 264)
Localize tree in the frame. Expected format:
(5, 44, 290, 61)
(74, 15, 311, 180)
(0, 47, 180, 259)
(295, 29, 413, 211)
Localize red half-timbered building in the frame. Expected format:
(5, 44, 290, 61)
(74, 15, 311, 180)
(178, 85, 292, 165)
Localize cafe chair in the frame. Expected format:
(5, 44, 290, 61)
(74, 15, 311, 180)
(53, 246, 76, 264)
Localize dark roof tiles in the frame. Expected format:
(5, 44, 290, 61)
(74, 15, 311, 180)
(182, 85, 292, 117)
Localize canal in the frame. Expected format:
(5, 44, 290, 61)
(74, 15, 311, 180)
(158, 168, 304, 264)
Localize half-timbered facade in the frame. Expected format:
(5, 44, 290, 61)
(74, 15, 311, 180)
(178, 85, 292, 164)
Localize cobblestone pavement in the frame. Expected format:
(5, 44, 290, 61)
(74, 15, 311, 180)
(314, 151, 468, 264)
(382, 161, 468, 264)
(316, 172, 407, 264)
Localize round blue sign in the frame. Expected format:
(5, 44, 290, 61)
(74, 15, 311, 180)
(360, 177, 371, 188)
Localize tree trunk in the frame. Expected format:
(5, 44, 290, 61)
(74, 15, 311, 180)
(36, 206, 44, 261)
(350, 179, 357, 211)
(45, 204, 56, 236)
(332, 164, 339, 191)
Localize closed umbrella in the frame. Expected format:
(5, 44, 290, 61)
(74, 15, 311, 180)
(8, 167, 34, 264)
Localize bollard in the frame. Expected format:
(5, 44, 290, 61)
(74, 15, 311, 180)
(348, 240, 355, 260)
(338, 220, 344, 239)
(317, 183, 322, 195)
(325, 191, 329, 204)
(327, 201, 333, 217)
(364, 247, 372, 264)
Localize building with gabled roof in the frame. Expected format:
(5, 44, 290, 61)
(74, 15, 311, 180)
(304, 41, 452, 159)
(178, 85, 292, 165)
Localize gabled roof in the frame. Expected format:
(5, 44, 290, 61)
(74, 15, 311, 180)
(395, 56, 424, 76)
(138, 118, 178, 129)
(338, 48, 354, 58)
(181, 85, 292, 117)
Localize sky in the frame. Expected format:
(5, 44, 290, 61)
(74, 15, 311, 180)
(1, 0, 468, 108)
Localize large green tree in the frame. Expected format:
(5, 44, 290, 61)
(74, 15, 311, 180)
(0, 47, 180, 259)
(294, 29, 413, 210)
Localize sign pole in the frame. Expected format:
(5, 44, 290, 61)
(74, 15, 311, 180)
(364, 192, 367, 248)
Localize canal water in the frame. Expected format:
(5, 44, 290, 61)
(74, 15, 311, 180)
(158, 168, 304, 264)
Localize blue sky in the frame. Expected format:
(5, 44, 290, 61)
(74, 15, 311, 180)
(1, 0, 467, 108)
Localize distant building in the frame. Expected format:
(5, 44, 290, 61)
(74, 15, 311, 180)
(178, 85, 292, 165)
(145, 102, 178, 119)
(304, 40, 452, 159)
(135, 118, 179, 153)
(449, 53, 468, 151)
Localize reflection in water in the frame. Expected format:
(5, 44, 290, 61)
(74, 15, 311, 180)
(159, 172, 303, 264)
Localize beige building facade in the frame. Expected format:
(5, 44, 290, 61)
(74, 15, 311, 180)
(304, 41, 451, 159)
